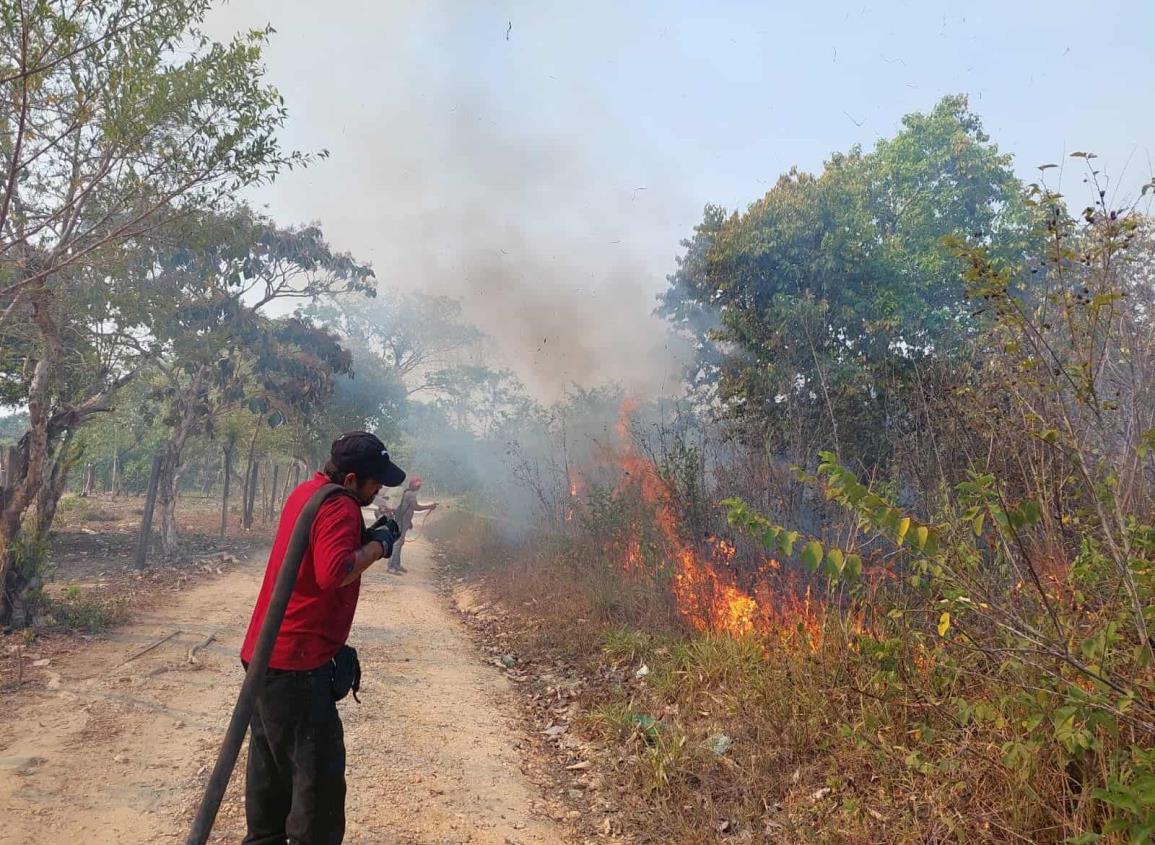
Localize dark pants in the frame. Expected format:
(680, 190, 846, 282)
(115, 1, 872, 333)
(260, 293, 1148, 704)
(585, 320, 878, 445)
(388, 532, 407, 571)
(244, 666, 346, 845)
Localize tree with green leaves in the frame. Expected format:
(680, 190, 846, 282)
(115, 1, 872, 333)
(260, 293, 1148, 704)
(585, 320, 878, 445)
(307, 290, 484, 396)
(656, 204, 727, 402)
(661, 95, 1030, 475)
(723, 177, 1155, 842)
(286, 343, 408, 469)
(0, 0, 308, 619)
(302, 289, 491, 472)
(428, 364, 532, 438)
(139, 208, 371, 555)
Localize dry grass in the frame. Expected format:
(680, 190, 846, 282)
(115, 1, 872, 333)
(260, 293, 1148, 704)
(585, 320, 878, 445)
(434, 508, 1124, 844)
(429, 505, 680, 656)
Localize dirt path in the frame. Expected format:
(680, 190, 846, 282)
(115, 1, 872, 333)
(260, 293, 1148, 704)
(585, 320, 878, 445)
(0, 534, 569, 844)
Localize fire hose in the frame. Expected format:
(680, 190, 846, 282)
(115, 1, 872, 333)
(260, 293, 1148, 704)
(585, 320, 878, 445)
(184, 483, 349, 845)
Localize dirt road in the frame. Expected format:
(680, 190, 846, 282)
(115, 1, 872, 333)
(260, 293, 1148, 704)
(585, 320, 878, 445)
(0, 534, 568, 844)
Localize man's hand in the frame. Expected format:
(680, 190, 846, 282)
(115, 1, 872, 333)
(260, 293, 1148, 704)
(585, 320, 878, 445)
(339, 518, 400, 587)
(365, 516, 401, 557)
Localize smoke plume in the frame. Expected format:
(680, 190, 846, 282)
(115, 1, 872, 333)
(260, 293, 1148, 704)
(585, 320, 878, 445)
(206, 1, 694, 401)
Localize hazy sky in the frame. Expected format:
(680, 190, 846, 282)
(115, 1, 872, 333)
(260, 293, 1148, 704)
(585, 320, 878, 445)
(205, 0, 1155, 399)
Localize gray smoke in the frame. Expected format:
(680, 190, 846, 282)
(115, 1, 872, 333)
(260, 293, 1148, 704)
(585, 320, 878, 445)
(205, 1, 694, 402)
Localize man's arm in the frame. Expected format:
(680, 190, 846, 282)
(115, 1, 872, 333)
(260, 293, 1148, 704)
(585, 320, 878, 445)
(338, 540, 386, 587)
(314, 500, 384, 591)
(415, 501, 439, 512)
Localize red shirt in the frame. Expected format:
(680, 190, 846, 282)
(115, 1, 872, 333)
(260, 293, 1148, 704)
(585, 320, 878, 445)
(240, 474, 365, 671)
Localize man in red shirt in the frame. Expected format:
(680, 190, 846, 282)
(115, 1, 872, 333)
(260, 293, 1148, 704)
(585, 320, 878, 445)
(239, 431, 405, 845)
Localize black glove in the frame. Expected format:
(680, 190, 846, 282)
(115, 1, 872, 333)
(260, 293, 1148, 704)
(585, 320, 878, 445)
(364, 515, 401, 559)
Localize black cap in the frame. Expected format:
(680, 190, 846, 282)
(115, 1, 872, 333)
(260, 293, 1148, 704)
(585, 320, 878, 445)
(330, 432, 407, 487)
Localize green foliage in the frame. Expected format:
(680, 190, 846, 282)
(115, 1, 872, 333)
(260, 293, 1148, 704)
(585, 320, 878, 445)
(0, 0, 329, 592)
(661, 95, 1030, 471)
(1, 0, 312, 408)
(600, 626, 656, 663)
(306, 290, 484, 393)
(726, 448, 1155, 841)
(711, 177, 1155, 841)
(54, 494, 94, 520)
(428, 365, 532, 437)
(42, 588, 128, 632)
(655, 205, 728, 399)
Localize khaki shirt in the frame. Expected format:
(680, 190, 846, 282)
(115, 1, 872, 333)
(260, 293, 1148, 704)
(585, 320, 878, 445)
(395, 490, 419, 533)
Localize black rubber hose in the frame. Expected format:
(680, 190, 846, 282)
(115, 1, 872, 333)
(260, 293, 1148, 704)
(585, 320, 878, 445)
(185, 483, 348, 845)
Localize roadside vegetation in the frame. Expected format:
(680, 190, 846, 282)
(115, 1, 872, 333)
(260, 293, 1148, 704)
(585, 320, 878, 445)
(436, 99, 1155, 844)
(2, 5, 1152, 842)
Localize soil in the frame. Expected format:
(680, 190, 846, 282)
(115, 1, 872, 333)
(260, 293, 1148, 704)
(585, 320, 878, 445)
(0, 528, 576, 844)
(0, 494, 269, 692)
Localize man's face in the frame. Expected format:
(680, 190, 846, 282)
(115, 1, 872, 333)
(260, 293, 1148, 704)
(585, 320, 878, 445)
(342, 472, 382, 506)
(357, 478, 383, 506)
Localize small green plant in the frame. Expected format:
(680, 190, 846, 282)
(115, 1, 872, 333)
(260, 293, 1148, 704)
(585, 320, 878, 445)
(584, 701, 640, 741)
(55, 494, 93, 519)
(600, 626, 653, 663)
(44, 588, 128, 632)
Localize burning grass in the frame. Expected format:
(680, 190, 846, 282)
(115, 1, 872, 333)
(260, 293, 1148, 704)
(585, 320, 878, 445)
(560, 400, 833, 647)
(430, 404, 1145, 844)
(440, 516, 1074, 842)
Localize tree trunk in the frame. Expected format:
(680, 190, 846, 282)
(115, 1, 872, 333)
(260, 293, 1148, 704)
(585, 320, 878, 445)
(220, 442, 234, 539)
(0, 294, 60, 625)
(243, 461, 259, 529)
(0, 433, 76, 626)
(109, 423, 120, 497)
(33, 432, 76, 542)
(135, 453, 164, 569)
(81, 462, 95, 497)
(279, 461, 297, 505)
(156, 437, 186, 557)
(200, 459, 214, 497)
(155, 368, 206, 558)
(239, 423, 261, 530)
(0, 282, 134, 619)
(110, 445, 120, 496)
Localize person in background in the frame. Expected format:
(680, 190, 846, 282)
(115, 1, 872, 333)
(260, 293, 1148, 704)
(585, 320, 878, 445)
(380, 476, 438, 574)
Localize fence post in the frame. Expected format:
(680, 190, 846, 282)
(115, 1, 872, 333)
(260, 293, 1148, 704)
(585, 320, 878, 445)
(242, 462, 259, 530)
(135, 453, 164, 570)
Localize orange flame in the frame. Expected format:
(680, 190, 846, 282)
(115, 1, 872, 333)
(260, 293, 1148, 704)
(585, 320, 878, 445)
(574, 399, 829, 644)
(564, 469, 586, 523)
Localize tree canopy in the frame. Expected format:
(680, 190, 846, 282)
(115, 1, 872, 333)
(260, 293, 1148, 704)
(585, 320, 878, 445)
(660, 95, 1030, 468)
